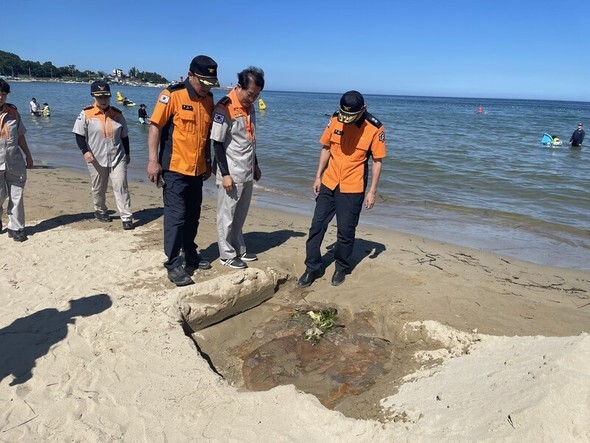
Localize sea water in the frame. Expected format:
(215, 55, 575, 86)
(7, 82, 590, 270)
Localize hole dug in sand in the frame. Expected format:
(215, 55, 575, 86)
(177, 268, 478, 422)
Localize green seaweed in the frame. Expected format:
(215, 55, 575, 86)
(304, 308, 338, 345)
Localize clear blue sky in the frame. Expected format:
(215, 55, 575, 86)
(5, 0, 590, 101)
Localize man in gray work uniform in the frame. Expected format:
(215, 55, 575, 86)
(73, 80, 134, 230)
(210, 66, 265, 269)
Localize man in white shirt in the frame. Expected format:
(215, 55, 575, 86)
(29, 98, 40, 116)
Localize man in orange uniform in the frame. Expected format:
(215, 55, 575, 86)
(298, 91, 386, 287)
(146, 55, 219, 286)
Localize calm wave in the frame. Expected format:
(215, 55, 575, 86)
(7, 82, 590, 270)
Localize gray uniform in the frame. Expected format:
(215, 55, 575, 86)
(0, 105, 27, 231)
(210, 93, 257, 260)
(72, 104, 132, 221)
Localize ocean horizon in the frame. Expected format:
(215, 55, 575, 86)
(6, 81, 590, 271)
(8, 76, 590, 103)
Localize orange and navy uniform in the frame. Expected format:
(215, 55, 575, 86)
(319, 111, 386, 193)
(149, 80, 213, 176)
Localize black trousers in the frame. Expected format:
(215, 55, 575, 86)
(162, 171, 203, 270)
(304, 184, 364, 274)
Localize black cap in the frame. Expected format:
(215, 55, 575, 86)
(337, 90, 365, 124)
(189, 55, 219, 87)
(90, 80, 111, 97)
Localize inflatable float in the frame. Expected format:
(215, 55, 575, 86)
(541, 133, 563, 147)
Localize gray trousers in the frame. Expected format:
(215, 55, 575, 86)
(0, 168, 27, 231)
(216, 181, 253, 260)
(87, 160, 132, 221)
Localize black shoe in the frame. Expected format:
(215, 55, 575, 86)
(122, 220, 135, 230)
(197, 259, 212, 269)
(297, 270, 321, 288)
(185, 259, 212, 275)
(331, 270, 346, 286)
(95, 211, 112, 223)
(220, 257, 247, 269)
(167, 266, 194, 287)
(7, 229, 28, 242)
(239, 252, 258, 262)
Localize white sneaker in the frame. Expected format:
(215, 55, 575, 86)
(220, 257, 247, 269)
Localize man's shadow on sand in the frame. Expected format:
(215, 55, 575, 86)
(198, 231, 384, 273)
(25, 207, 163, 236)
(0, 294, 112, 386)
(199, 229, 307, 261)
(322, 238, 386, 273)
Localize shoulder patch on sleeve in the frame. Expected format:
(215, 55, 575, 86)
(365, 112, 383, 128)
(213, 112, 225, 124)
(217, 96, 232, 107)
(159, 94, 170, 105)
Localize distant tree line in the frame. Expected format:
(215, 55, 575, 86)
(126, 66, 169, 84)
(0, 50, 168, 84)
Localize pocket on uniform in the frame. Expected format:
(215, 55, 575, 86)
(351, 137, 371, 159)
(355, 137, 371, 152)
(177, 110, 196, 134)
(329, 131, 342, 145)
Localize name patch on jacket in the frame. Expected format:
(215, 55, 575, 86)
(334, 129, 343, 135)
(182, 104, 193, 111)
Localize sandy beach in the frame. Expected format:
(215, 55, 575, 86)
(1, 167, 589, 442)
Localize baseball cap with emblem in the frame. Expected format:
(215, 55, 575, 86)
(190, 55, 220, 87)
(337, 90, 365, 124)
(90, 80, 111, 97)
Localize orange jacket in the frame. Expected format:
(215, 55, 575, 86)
(319, 112, 386, 193)
(150, 80, 213, 176)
